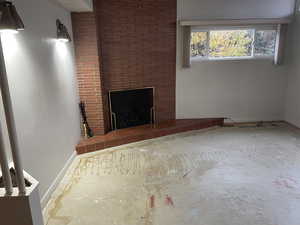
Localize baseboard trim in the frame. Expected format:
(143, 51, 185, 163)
(223, 120, 285, 127)
(41, 151, 77, 209)
(223, 120, 300, 130)
(284, 121, 300, 130)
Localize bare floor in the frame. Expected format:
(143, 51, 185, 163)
(44, 123, 300, 225)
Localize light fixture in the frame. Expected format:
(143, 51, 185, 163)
(0, 1, 24, 34)
(56, 19, 71, 42)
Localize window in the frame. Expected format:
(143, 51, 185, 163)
(191, 31, 208, 57)
(190, 28, 277, 60)
(254, 30, 277, 56)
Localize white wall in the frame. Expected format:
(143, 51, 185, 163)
(284, 8, 300, 127)
(179, 0, 295, 20)
(177, 60, 288, 122)
(0, 0, 81, 198)
(176, 0, 295, 122)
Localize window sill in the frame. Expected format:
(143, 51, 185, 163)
(191, 56, 274, 63)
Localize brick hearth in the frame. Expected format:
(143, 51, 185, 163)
(76, 118, 224, 154)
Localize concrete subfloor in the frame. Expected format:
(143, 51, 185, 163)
(44, 123, 300, 225)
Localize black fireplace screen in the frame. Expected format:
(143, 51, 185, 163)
(109, 88, 154, 130)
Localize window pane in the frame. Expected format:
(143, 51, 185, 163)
(254, 30, 276, 56)
(209, 30, 254, 58)
(191, 32, 208, 58)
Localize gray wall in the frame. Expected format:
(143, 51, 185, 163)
(176, 0, 295, 122)
(0, 0, 81, 197)
(285, 7, 300, 127)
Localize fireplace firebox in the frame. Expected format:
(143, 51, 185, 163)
(109, 88, 155, 130)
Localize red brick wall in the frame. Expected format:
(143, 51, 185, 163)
(71, 12, 108, 135)
(94, 0, 177, 123)
(72, 0, 177, 135)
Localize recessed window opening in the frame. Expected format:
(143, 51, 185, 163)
(191, 26, 277, 61)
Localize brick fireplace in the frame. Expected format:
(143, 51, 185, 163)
(72, 0, 177, 135)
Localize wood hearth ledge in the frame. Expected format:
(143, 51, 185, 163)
(76, 118, 225, 154)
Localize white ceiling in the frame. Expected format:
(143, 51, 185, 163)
(179, 0, 296, 20)
(54, 0, 93, 12)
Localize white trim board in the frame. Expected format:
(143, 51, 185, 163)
(180, 18, 292, 26)
(40, 151, 77, 209)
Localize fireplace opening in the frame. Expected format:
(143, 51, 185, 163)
(109, 88, 155, 130)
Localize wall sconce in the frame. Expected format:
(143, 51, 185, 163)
(56, 19, 71, 42)
(0, 1, 24, 34)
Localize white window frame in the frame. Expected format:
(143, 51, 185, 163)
(190, 25, 277, 62)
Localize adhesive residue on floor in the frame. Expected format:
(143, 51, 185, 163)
(44, 124, 300, 225)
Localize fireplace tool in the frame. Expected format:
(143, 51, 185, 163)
(79, 101, 94, 138)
